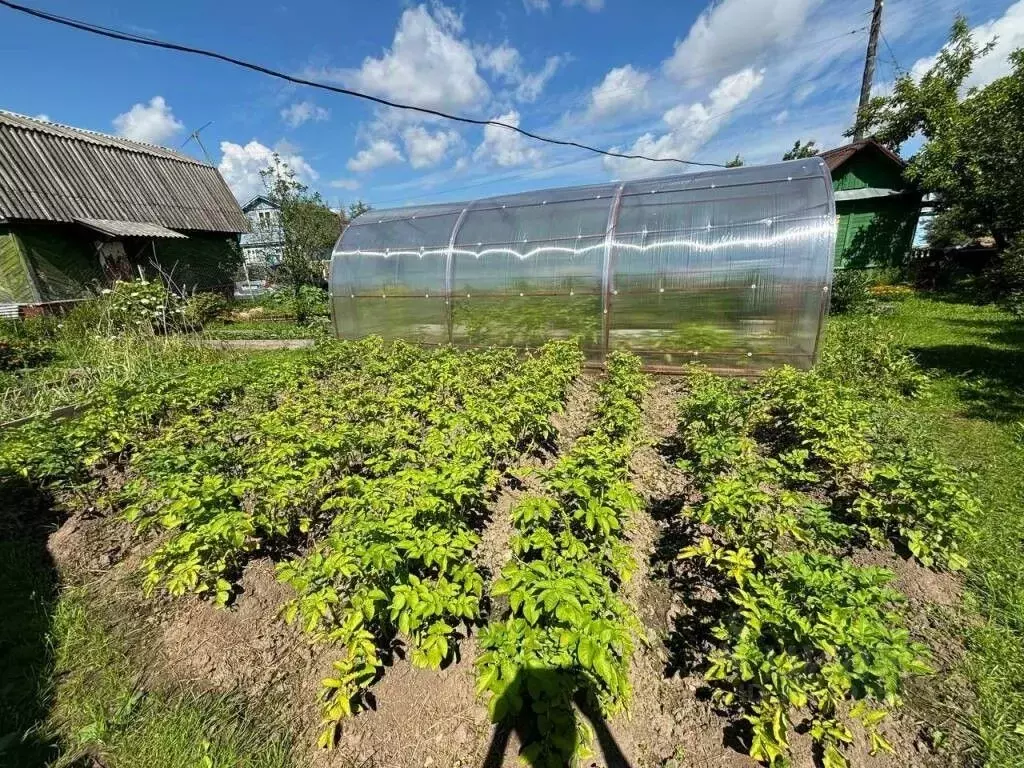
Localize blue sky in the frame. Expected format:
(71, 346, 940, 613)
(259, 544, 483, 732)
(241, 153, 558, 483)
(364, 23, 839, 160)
(3, 0, 1023, 210)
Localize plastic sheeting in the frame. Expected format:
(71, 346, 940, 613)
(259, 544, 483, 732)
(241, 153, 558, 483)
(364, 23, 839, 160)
(330, 159, 836, 371)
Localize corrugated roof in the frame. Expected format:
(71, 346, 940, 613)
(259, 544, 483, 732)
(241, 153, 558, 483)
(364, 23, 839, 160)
(0, 110, 248, 233)
(819, 138, 907, 172)
(75, 218, 187, 239)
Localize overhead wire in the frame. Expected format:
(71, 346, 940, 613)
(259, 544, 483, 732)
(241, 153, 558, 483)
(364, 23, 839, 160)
(0, 0, 726, 168)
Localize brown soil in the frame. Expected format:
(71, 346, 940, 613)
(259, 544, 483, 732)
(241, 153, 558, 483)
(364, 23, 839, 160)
(40, 371, 964, 768)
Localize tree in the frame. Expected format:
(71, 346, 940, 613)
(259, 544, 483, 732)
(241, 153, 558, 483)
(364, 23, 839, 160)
(346, 200, 371, 220)
(260, 154, 343, 323)
(782, 140, 818, 161)
(724, 154, 744, 167)
(849, 16, 1024, 250)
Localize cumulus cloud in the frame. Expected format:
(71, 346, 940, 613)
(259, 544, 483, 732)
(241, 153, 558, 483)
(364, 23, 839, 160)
(664, 0, 819, 84)
(586, 65, 651, 120)
(112, 96, 184, 144)
(476, 42, 522, 79)
(347, 139, 404, 173)
(329, 4, 489, 114)
(475, 42, 564, 102)
(909, 0, 1024, 89)
(606, 68, 765, 178)
(402, 125, 461, 168)
(281, 101, 330, 127)
(35, 113, 51, 122)
(218, 140, 318, 201)
(474, 110, 542, 167)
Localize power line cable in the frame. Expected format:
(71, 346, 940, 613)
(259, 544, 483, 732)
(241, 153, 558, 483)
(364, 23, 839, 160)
(0, 0, 726, 168)
(880, 32, 905, 74)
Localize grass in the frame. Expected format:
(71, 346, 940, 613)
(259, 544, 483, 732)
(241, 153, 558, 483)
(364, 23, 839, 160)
(202, 318, 328, 340)
(0, 538, 295, 768)
(833, 295, 1024, 767)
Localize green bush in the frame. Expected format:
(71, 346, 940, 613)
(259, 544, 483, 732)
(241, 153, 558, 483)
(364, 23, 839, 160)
(102, 280, 186, 334)
(184, 292, 230, 327)
(829, 269, 871, 314)
(0, 319, 56, 371)
(819, 319, 928, 399)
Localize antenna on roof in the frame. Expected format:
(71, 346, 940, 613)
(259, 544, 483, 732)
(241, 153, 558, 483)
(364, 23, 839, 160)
(181, 120, 214, 164)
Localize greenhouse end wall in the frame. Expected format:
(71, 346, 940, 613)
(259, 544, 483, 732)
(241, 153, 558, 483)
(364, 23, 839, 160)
(329, 158, 836, 372)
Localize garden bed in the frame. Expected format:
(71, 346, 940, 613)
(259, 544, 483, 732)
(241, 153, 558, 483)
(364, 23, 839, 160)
(0, 317, 999, 768)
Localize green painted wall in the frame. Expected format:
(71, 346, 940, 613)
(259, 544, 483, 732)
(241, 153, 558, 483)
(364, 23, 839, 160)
(0, 222, 242, 303)
(831, 149, 921, 269)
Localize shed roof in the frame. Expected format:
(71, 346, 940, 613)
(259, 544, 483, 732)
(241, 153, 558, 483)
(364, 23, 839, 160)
(75, 218, 187, 239)
(819, 138, 906, 173)
(0, 110, 248, 234)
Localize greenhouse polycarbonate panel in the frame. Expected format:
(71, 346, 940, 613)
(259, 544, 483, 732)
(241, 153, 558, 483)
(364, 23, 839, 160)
(330, 158, 835, 371)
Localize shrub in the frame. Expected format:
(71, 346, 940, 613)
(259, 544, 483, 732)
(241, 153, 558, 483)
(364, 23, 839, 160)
(102, 280, 185, 334)
(829, 269, 871, 314)
(184, 292, 230, 327)
(0, 318, 56, 371)
(818, 319, 928, 399)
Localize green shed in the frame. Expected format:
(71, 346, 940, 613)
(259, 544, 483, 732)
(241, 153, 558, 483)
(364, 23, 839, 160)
(0, 110, 248, 310)
(820, 139, 922, 270)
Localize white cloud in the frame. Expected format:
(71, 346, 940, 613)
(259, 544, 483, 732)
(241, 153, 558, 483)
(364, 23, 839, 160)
(217, 140, 318, 202)
(586, 65, 651, 120)
(793, 83, 816, 105)
(333, 4, 489, 114)
(772, 109, 789, 124)
(329, 178, 360, 190)
(516, 55, 565, 102)
(664, 0, 820, 84)
(524, 0, 602, 10)
(606, 68, 765, 178)
(909, 0, 1024, 89)
(281, 101, 330, 128)
(475, 41, 522, 79)
(402, 125, 460, 168)
(474, 110, 542, 167)
(34, 113, 51, 122)
(112, 96, 184, 144)
(347, 139, 404, 173)
(475, 43, 564, 102)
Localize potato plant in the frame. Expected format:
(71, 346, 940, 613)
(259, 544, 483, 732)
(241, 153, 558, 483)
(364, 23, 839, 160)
(674, 363, 978, 767)
(476, 351, 649, 767)
(277, 341, 583, 747)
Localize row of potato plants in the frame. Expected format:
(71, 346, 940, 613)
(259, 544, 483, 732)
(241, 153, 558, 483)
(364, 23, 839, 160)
(276, 340, 583, 747)
(475, 351, 649, 767)
(673, 365, 978, 768)
(121, 340, 496, 604)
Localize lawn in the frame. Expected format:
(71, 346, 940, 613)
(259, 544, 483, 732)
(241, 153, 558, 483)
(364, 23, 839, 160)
(832, 296, 1024, 767)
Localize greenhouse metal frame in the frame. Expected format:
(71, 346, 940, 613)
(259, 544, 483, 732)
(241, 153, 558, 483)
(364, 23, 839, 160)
(330, 158, 836, 372)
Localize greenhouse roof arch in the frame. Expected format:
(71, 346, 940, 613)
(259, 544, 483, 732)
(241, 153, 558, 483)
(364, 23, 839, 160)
(330, 158, 836, 372)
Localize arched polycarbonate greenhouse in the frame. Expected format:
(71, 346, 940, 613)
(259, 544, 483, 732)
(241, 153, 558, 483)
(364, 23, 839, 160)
(329, 158, 836, 372)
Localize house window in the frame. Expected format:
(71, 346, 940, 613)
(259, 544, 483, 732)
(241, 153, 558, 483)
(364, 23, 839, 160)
(256, 210, 274, 227)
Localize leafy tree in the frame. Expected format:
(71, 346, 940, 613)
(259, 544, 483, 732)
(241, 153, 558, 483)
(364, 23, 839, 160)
(260, 155, 343, 323)
(849, 16, 1024, 250)
(346, 200, 371, 221)
(782, 140, 818, 160)
(725, 154, 744, 167)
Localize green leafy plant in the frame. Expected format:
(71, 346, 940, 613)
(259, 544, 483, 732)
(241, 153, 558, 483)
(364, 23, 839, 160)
(476, 351, 649, 765)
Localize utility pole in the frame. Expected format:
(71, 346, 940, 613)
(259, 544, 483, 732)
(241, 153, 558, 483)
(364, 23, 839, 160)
(854, 0, 884, 140)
